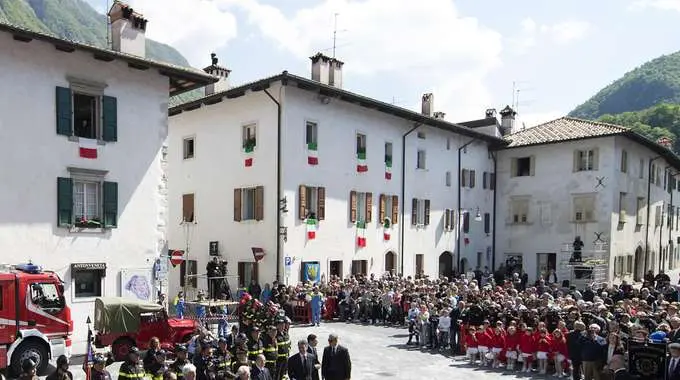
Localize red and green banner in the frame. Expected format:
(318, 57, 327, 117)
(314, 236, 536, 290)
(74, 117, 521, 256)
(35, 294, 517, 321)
(244, 140, 255, 167)
(306, 218, 318, 240)
(383, 218, 391, 241)
(356, 150, 368, 173)
(356, 221, 367, 247)
(307, 142, 318, 165)
(385, 157, 392, 180)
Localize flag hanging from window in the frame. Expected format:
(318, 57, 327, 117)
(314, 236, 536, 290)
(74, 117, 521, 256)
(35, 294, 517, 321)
(79, 138, 98, 159)
(385, 158, 392, 180)
(307, 142, 318, 165)
(356, 221, 367, 247)
(306, 218, 318, 240)
(383, 218, 391, 241)
(357, 150, 368, 172)
(244, 144, 254, 167)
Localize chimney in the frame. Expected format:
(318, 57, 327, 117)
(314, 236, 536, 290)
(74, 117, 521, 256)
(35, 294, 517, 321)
(310, 52, 344, 88)
(499, 105, 517, 136)
(434, 111, 446, 120)
(485, 108, 497, 119)
(108, 1, 147, 57)
(421, 93, 434, 116)
(203, 53, 231, 96)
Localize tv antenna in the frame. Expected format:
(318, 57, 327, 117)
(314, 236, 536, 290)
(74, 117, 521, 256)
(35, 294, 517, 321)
(331, 13, 348, 59)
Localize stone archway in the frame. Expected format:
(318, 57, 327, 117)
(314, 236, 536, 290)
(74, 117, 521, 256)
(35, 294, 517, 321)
(439, 251, 453, 279)
(634, 246, 644, 282)
(385, 251, 396, 274)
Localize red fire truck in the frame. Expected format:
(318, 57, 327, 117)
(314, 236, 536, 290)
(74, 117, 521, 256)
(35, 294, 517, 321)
(0, 263, 73, 374)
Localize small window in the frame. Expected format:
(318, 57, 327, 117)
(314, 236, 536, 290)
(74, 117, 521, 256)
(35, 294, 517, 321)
(636, 197, 645, 225)
(417, 131, 426, 139)
(356, 192, 367, 222)
(417, 150, 426, 169)
(237, 261, 259, 287)
(356, 133, 366, 154)
(469, 170, 476, 188)
(414, 199, 426, 225)
(510, 198, 529, 224)
(575, 149, 596, 171)
(446, 138, 451, 150)
(620, 150, 628, 173)
(183, 137, 195, 159)
(573, 195, 596, 222)
(182, 193, 195, 223)
(639, 158, 644, 179)
(619, 192, 627, 222)
(626, 255, 633, 274)
(242, 123, 257, 151)
(484, 213, 491, 233)
(445, 171, 451, 187)
(305, 187, 320, 218)
(73, 93, 99, 139)
(655, 205, 662, 226)
(73, 270, 103, 298)
(74, 181, 101, 222)
(242, 188, 257, 220)
(489, 173, 496, 190)
(463, 212, 470, 232)
(513, 157, 533, 177)
(385, 142, 393, 163)
(306, 121, 318, 146)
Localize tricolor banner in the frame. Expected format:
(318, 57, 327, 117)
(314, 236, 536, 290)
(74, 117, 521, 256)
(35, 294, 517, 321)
(307, 142, 318, 165)
(306, 218, 318, 240)
(356, 221, 367, 247)
(357, 150, 368, 172)
(385, 158, 392, 180)
(79, 138, 98, 159)
(244, 144, 254, 167)
(383, 219, 391, 241)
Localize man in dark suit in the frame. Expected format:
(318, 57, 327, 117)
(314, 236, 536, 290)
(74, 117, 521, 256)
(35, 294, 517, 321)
(609, 355, 634, 380)
(668, 342, 680, 380)
(307, 334, 321, 380)
(252, 354, 273, 380)
(288, 339, 318, 380)
(321, 334, 351, 380)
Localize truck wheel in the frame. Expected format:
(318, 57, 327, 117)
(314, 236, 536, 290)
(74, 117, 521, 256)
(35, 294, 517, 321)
(11, 341, 49, 376)
(112, 338, 135, 362)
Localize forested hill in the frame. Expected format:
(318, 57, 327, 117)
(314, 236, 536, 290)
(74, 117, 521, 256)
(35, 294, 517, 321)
(0, 0, 189, 66)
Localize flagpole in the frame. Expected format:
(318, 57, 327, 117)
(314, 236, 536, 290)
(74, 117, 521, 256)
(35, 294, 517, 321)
(84, 317, 93, 380)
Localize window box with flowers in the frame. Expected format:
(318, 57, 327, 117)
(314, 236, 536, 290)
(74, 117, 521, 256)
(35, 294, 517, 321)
(74, 217, 103, 228)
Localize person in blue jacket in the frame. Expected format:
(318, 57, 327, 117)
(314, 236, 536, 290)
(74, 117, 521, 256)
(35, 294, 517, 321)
(309, 286, 324, 327)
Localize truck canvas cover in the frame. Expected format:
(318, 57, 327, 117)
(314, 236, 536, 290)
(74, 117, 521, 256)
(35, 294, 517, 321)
(94, 297, 163, 333)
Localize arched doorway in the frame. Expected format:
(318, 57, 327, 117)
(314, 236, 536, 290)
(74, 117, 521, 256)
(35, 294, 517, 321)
(634, 246, 644, 282)
(459, 258, 469, 275)
(385, 251, 396, 274)
(439, 251, 453, 279)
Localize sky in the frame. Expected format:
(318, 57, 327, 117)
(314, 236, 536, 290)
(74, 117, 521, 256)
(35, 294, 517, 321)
(88, 0, 680, 127)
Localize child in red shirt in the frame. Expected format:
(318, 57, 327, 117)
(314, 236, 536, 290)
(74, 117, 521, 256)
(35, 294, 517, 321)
(551, 329, 568, 377)
(518, 327, 535, 373)
(504, 325, 520, 371)
(476, 322, 492, 367)
(465, 326, 479, 365)
(535, 328, 552, 374)
(490, 322, 506, 368)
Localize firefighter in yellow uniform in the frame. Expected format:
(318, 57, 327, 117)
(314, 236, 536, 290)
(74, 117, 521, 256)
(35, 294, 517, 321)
(118, 347, 145, 380)
(275, 318, 291, 380)
(246, 326, 264, 364)
(262, 325, 279, 374)
(169, 345, 189, 380)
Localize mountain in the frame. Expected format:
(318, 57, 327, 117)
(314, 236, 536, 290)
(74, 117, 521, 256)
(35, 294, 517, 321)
(569, 51, 680, 120)
(0, 0, 190, 66)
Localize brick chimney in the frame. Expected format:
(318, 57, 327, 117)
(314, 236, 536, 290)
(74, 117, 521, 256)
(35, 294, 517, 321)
(108, 1, 148, 57)
(310, 52, 344, 88)
(499, 105, 517, 136)
(203, 53, 231, 96)
(421, 93, 434, 116)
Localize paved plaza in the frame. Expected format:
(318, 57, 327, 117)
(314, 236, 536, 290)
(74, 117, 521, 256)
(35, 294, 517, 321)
(49, 322, 527, 380)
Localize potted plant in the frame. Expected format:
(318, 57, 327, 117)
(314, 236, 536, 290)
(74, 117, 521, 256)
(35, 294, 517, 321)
(75, 216, 102, 228)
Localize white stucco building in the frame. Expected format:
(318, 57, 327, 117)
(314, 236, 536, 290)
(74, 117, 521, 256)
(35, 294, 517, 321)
(496, 117, 680, 285)
(167, 54, 502, 293)
(0, 5, 215, 339)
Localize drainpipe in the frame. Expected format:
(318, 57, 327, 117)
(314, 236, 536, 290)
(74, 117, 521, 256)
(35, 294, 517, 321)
(490, 151, 498, 270)
(660, 166, 672, 272)
(644, 156, 662, 276)
(456, 138, 476, 274)
(264, 82, 284, 282)
(399, 122, 422, 276)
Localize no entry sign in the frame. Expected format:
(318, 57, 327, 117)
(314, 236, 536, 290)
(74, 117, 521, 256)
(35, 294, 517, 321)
(170, 250, 184, 267)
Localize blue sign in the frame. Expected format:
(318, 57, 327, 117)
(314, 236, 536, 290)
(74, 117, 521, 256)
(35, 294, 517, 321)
(284, 257, 292, 266)
(303, 262, 321, 283)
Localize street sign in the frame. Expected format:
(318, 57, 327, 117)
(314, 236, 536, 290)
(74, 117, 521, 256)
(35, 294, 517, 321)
(284, 256, 292, 266)
(170, 250, 184, 267)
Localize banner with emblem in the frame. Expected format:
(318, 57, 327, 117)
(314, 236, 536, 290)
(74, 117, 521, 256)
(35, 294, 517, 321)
(628, 340, 666, 379)
(303, 262, 321, 283)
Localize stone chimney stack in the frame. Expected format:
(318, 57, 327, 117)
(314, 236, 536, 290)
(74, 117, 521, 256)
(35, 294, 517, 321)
(203, 53, 231, 96)
(499, 105, 517, 136)
(434, 111, 446, 120)
(310, 52, 344, 88)
(421, 93, 434, 116)
(108, 1, 147, 57)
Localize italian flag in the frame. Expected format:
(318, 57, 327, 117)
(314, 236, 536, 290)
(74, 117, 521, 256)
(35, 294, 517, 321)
(306, 218, 318, 240)
(307, 142, 318, 165)
(244, 144, 254, 167)
(383, 219, 391, 241)
(79, 138, 98, 159)
(356, 221, 367, 247)
(357, 150, 368, 173)
(385, 158, 392, 180)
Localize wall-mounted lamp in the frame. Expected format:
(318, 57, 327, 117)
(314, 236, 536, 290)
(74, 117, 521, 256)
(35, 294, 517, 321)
(474, 207, 483, 222)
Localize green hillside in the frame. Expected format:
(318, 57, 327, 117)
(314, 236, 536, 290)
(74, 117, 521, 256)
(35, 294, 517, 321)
(597, 103, 680, 151)
(570, 52, 680, 119)
(0, 0, 189, 66)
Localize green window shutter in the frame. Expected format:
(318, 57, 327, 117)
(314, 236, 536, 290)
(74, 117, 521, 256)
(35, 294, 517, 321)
(102, 181, 118, 228)
(56, 87, 72, 136)
(57, 177, 73, 227)
(102, 96, 118, 142)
